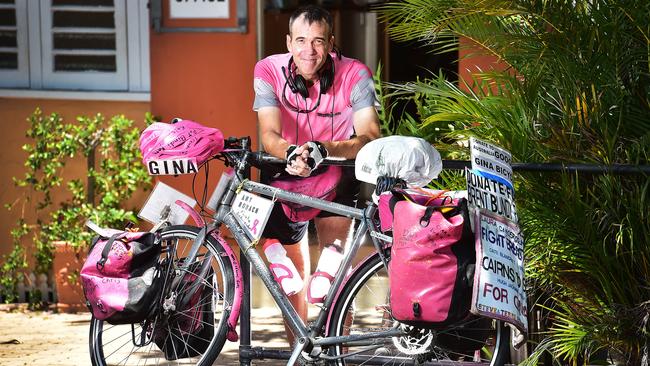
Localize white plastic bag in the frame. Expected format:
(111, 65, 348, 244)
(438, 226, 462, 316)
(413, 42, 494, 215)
(355, 136, 442, 188)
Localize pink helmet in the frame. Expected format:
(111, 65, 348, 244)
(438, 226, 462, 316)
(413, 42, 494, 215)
(139, 119, 224, 167)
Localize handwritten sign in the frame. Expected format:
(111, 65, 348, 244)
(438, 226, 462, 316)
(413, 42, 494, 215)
(231, 190, 273, 240)
(471, 209, 528, 334)
(470, 137, 513, 189)
(170, 0, 229, 19)
(466, 168, 518, 223)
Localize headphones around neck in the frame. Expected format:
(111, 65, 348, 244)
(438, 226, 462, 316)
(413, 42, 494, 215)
(282, 54, 335, 100)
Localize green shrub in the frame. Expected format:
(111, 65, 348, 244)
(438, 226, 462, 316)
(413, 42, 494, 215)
(1, 109, 152, 303)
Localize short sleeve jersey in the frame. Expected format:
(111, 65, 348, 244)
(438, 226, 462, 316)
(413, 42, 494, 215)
(253, 53, 377, 146)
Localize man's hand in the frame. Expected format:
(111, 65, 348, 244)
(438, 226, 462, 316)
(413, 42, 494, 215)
(304, 141, 328, 170)
(285, 145, 311, 177)
(285, 141, 328, 177)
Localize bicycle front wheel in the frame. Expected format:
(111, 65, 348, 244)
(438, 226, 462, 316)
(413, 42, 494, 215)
(326, 252, 510, 365)
(89, 225, 236, 366)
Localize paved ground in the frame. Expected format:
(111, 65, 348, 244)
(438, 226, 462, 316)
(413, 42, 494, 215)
(0, 305, 297, 366)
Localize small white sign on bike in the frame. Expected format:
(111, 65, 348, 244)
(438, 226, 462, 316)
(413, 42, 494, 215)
(470, 137, 513, 189)
(138, 181, 197, 225)
(146, 158, 198, 176)
(471, 209, 528, 335)
(231, 190, 274, 240)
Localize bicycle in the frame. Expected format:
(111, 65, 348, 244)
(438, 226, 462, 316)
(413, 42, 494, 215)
(88, 135, 516, 366)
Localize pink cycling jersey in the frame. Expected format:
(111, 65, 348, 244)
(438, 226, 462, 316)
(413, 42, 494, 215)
(253, 52, 377, 145)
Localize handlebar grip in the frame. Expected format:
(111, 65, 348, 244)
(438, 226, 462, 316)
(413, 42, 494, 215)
(250, 151, 286, 165)
(248, 151, 356, 168)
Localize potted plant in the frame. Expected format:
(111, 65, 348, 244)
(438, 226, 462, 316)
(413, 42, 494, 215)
(1, 109, 152, 311)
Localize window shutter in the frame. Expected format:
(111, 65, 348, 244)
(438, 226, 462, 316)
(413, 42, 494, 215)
(41, 0, 127, 90)
(0, 0, 29, 87)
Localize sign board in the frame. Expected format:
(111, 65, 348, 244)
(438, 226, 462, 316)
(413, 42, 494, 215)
(138, 181, 197, 225)
(466, 167, 518, 223)
(231, 190, 274, 240)
(471, 209, 528, 335)
(146, 158, 198, 176)
(170, 0, 229, 19)
(470, 137, 513, 189)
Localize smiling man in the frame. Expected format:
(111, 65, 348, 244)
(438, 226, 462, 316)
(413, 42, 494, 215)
(252, 4, 380, 342)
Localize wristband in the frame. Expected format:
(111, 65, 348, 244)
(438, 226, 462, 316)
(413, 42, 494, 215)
(286, 144, 299, 164)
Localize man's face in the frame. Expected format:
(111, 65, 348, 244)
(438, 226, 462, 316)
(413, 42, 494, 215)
(286, 15, 333, 82)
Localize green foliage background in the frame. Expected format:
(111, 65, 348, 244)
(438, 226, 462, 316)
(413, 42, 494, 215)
(377, 0, 649, 363)
(1, 109, 152, 304)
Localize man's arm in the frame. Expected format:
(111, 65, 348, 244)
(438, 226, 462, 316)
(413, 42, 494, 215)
(318, 106, 380, 159)
(258, 106, 293, 159)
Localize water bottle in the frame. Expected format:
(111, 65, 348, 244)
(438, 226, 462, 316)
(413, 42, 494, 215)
(307, 240, 344, 304)
(263, 239, 303, 296)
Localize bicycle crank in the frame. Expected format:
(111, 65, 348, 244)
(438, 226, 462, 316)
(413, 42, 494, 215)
(392, 325, 434, 355)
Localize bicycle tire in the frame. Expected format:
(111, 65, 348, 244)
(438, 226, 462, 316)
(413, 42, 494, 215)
(326, 252, 511, 365)
(89, 225, 236, 366)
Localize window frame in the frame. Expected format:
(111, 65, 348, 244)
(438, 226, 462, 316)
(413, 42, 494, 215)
(0, 0, 150, 96)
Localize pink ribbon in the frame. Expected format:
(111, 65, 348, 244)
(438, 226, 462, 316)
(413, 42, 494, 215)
(250, 219, 260, 234)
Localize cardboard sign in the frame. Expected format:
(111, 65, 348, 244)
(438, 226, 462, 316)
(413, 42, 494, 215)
(471, 209, 528, 334)
(466, 168, 518, 223)
(231, 190, 274, 240)
(170, 0, 229, 19)
(470, 137, 513, 189)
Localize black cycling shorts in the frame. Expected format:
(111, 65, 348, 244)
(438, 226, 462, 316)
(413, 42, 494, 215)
(261, 166, 359, 245)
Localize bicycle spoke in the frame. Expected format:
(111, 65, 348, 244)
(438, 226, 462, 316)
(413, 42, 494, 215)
(90, 226, 235, 366)
(327, 253, 509, 365)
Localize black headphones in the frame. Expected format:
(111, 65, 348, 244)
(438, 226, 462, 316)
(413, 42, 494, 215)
(282, 53, 334, 99)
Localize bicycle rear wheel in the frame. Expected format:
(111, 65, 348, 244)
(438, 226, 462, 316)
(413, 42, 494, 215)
(89, 225, 235, 366)
(326, 252, 510, 365)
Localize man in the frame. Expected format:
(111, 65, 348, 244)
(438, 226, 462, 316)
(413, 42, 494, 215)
(252, 5, 380, 339)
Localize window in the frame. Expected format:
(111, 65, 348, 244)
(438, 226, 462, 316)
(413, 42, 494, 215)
(0, 0, 28, 87)
(0, 0, 149, 92)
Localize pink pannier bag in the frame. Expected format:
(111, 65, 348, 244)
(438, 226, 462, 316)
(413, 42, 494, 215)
(269, 166, 342, 222)
(380, 189, 475, 328)
(80, 231, 162, 324)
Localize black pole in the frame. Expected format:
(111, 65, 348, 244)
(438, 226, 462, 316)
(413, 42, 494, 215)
(239, 137, 253, 366)
(326, 158, 649, 174)
(440, 160, 650, 174)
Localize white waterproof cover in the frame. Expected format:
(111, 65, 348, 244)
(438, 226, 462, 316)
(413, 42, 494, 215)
(355, 136, 442, 187)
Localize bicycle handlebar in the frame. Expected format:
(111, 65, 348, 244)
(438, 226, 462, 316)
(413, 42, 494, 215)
(247, 151, 355, 168)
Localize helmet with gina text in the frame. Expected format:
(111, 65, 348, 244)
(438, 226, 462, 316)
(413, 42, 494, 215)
(139, 118, 224, 167)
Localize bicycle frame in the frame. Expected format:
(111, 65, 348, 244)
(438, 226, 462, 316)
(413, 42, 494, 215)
(189, 150, 396, 365)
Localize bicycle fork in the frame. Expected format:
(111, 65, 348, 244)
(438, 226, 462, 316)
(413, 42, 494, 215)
(174, 199, 243, 342)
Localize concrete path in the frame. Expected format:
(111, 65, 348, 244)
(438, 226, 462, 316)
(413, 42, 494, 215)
(0, 305, 294, 366)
